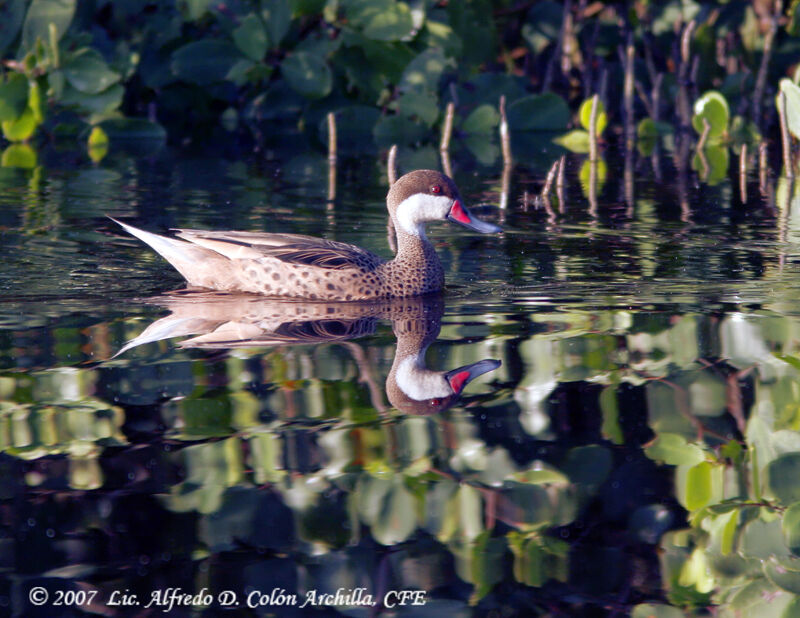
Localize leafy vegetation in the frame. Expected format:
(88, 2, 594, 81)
(0, 0, 797, 163)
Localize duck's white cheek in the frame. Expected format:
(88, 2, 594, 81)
(395, 357, 452, 400)
(396, 193, 453, 236)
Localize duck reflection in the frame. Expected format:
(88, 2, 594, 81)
(117, 293, 500, 414)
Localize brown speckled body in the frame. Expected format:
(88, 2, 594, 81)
(112, 169, 496, 301)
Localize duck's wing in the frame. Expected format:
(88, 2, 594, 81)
(174, 229, 384, 270)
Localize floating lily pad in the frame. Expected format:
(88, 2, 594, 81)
(507, 93, 569, 131)
(281, 51, 332, 99)
(692, 90, 729, 139)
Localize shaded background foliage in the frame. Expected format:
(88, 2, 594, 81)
(1, 0, 799, 152)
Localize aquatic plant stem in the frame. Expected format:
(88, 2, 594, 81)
(753, 0, 782, 127)
(500, 95, 512, 169)
(327, 112, 336, 204)
(556, 156, 566, 213)
(439, 102, 455, 153)
(623, 39, 635, 150)
(589, 94, 599, 162)
(759, 142, 768, 193)
(739, 143, 748, 204)
(779, 91, 795, 180)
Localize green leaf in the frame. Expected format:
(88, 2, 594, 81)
(678, 461, 715, 511)
(63, 52, 121, 95)
(507, 93, 570, 131)
(58, 83, 123, 115)
(521, 1, 562, 54)
(317, 105, 380, 146)
(261, 0, 291, 47)
(579, 157, 607, 196)
(768, 453, 800, 505)
(399, 48, 453, 92)
(344, 0, 414, 41)
(233, 14, 268, 61)
(578, 97, 607, 136)
(779, 78, 800, 141)
(0, 73, 30, 122)
(88, 125, 108, 148)
(171, 40, 245, 85)
(281, 51, 332, 99)
(692, 143, 729, 186)
(784, 502, 800, 554)
(631, 604, 685, 618)
(98, 118, 166, 141)
(691, 90, 729, 139)
(1, 107, 37, 142)
(765, 558, 800, 594)
(553, 129, 589, 153)
(463, 135, 499, 166)
(392, 87, 439, 126)
(637, 118, 673, 138)
(0, 0, 26, 56)
(462, 104, 499, 134)
(1, 143, 37, 169)
(21, 0, 75, 51)
(644, 433, 706, 466)
(373, 114, 426, 146)
(28, 80, 43, 124)
(182, 0, 213, 20)
(719, 507, 738, 555)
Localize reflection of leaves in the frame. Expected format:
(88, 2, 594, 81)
(768, 453, 800, 505)
(645, 433, 706, 466)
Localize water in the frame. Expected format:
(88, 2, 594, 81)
(3, 141, 800, 616)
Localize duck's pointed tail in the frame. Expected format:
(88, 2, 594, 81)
(108, 217, 234, 288)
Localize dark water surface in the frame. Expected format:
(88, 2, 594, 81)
(3, 142, 800, 616)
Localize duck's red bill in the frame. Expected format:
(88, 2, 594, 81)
(447, 201, 502, 234)
(444, 359, 502, 394)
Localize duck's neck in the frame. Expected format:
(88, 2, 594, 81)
(392, 224, 437, 266)
(381, 220, 444, 295)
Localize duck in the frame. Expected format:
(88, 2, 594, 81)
(110, 170, 500, 301)
(115, 292, 501, 414)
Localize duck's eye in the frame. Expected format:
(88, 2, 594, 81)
(431, 185, 442, 194)
(430, 398, 442, 406)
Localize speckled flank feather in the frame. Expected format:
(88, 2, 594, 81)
(111, 169, 499, 300)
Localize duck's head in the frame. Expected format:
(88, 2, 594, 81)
(387, 170, 501, 238)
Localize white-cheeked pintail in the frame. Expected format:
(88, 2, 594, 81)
(111, 170, 500, 301)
